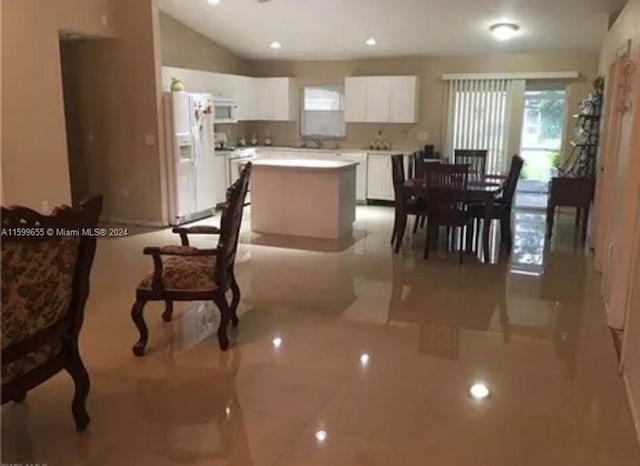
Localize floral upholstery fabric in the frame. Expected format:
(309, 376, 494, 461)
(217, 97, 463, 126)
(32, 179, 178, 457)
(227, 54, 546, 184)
(2, 342, 63, 384)
(1, 237, 79, 382)
(138, 255, 218, 292)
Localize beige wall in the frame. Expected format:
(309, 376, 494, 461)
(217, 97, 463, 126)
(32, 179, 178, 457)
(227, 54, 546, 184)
(1, 0, 115, 210)
(159, 11, 248, 75)
(66, 0, 165, 223)
(245, 51, 599, 155)
(2, 0, 166, 223)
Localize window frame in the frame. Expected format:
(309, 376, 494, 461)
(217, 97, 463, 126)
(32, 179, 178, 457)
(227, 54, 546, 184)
(300, 85, 346, 139)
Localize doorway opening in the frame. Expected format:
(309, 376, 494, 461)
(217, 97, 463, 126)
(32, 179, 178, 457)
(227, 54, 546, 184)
(516, 89, 567, 209)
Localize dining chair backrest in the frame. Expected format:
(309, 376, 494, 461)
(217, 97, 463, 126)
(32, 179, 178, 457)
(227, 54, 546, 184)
(500, 154, 525, 209)
(454, 149, 488, 175)
(390, 154, 406, 201)
(425, 163, 469, 190)
(424, 163, 470, 217)
(410, 152, 426, 179)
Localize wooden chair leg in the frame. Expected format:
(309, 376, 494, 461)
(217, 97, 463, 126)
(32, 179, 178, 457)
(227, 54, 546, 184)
(582, 204, 590, 245)
(546, 203, 555, 239)
(212, 293, 232, 351)
(131, 300, 148, 357)
(424, 224, 433, 260)
(458, 227, 464, 264)
(391, 210, 398, 245)
(504, 212, 513, 252)
(229, 271, 241, 328)
(413, 216, 420, 234)
(64, 354, 91, 432)
(420, 216, 426, 228)
(394, 210, 408, 254)
(162, 300, 173, 322)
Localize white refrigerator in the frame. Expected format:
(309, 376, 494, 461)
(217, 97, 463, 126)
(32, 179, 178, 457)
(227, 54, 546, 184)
(163, 91, 219, 225)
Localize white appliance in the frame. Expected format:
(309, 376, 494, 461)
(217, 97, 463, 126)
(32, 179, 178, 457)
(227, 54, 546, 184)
(228, 149, 256, 185)
(213, 97, 238, 123)
(163, 91, 219, 225)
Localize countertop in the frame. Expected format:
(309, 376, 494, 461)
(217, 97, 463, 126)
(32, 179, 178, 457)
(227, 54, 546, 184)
(252, 159, 359, 171)
(217, 146, 415, 156)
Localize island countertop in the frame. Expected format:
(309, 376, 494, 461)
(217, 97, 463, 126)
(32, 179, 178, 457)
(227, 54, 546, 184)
(251, 159, 359, 171)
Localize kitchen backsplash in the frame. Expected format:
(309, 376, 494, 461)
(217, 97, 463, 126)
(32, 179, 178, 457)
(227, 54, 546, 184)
(216, 121, 430, 152)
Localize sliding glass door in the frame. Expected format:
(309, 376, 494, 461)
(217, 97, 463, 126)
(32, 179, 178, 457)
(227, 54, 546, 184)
(517, 90, 567, 208)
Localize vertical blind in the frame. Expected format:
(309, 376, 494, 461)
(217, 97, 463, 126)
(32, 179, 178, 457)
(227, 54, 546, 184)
(445, 79, 512, 174)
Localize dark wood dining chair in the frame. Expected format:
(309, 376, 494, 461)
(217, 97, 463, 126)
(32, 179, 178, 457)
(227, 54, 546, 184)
(424, 163, 472, 263)
(470, 154, 524, 252)
(391, 154, 428, 250)
(454, 149, 488, 175)
(131, 163, 251, 356)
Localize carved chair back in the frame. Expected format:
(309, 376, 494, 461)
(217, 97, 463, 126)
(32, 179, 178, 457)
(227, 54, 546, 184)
(214, 163, 251, 288)
(1, 196, 102, 384)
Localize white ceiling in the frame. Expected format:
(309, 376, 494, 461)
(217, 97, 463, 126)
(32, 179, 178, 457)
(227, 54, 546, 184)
(158, 0, 625, 61)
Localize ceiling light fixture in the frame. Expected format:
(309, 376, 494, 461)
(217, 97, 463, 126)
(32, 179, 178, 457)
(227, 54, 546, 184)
(315, 430, 328, 442)
(270, 41, 282, 49)
(272, 336, 283, 348)
(469, 383, 491, 400)
(207, 0, 221, 5)
(365, 37, 377, 46)
(490, 23, 520, 41)
(359, 353, 370, 366)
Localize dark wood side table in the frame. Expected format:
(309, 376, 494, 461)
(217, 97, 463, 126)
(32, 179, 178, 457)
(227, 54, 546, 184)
(546, 177, 595, 243)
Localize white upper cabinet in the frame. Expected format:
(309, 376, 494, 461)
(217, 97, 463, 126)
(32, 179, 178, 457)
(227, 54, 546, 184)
(344, 75, 419, 124)
(160, 67, 296, 122)
(234, 76, 257, 121)
(390, 76, 419, 123)
(255, 77, 296, 121)
(364, 77, 392, 123)
(344, 77, 367, 122)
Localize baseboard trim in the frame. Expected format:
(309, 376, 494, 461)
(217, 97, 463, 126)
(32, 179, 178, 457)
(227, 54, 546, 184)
(623, 372, 640, 446)
(102, 217, 166, 228)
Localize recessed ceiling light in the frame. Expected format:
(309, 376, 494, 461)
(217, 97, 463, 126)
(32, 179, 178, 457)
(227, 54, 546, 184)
(359, 353, 370, 366)
(207, 0, 221, 5)
(272, 336, 283, 348)
(365, 38, 377, 46)
(315, 430, 328, 442)
(469, 383, 491, 400)
(270, 41, 281, 49)
(490, 23, 520, 41)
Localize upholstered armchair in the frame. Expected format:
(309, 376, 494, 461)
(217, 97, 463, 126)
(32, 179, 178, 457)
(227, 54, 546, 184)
(1, 196, 103, 431)
(131, 163, 251, 356)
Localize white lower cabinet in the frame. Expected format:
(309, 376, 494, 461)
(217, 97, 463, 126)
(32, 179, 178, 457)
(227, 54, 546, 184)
(366, 154, 395, 201)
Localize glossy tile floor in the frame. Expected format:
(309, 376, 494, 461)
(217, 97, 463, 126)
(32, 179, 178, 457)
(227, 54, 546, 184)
(3, 206, 640, 465)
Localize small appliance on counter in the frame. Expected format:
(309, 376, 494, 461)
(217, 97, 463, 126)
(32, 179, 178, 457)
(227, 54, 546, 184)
(237, 135, 246, 147)
(264, 130, 272, 146)
(250, 134, 258, 146)
(213, 132, 229, 150)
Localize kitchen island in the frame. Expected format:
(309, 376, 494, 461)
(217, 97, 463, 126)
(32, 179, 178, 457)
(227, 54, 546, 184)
(251, 159, 358, 240)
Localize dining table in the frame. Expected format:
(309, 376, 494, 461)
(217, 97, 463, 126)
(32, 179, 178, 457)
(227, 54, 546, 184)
(398, 175, 504, 263)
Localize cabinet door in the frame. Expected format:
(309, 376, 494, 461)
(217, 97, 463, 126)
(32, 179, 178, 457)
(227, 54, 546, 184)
(345, 77, 367, 122)
(235, 76, 257, 121)
(390, 76, 419, 123)
(365, 77, 391, 123)
(367, 154, 394, 200)
(272, 78, 294, 121)
(256, 79, 273, 120)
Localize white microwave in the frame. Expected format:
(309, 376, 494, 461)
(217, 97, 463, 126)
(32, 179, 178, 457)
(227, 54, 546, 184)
(213, 98, 238, 123)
